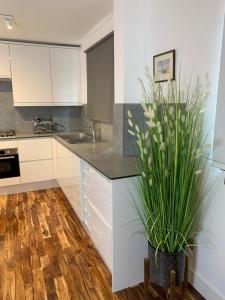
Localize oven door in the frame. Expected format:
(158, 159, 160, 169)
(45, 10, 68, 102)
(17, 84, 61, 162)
(0, 154, 20, 179)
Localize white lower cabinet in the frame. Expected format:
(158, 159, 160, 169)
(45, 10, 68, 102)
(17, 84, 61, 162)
(53, 139, 81, 219)
(20, 160, 53, 183)
(81, 162, 112, 271)
(18, 137, 54, 184)
(18, 138, 52, 161)
(89, 202, 112, 271)
(81, 162, 147, 293)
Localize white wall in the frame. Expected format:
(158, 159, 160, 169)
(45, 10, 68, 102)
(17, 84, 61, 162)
(79, 12, 113, 104)
(114, 0, 225, 299)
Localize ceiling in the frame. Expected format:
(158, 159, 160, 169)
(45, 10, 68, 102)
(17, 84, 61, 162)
(0, 0, 113, 44)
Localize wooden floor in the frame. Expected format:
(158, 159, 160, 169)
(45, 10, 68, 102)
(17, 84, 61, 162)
(0, 188, 204, 300)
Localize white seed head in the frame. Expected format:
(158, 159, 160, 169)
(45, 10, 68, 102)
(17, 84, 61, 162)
(200, 109, 206, 114)
(196, 148, 202, 158)
(181, 115, 185, 123)
(164, 115, 168, 123)
(148, 156, 152, 166)
(135, 125, 140, 133)
(160, 143, 166, 151)
(148, 107, 155, 118)
(157, 121, 162, 133)
(146, 120, 156, 128)
(144, 111, 150, 118)
(149, 178, 153, 186)
(127, 110, 132, 118)
(160, 134, 163, 143)
(153, 134, 158, 143)
(169, 106, 174, 116)
(143, 148, 148, 155)
(153, 102, 157, 111)
(128, 129, 135, 136)
(195, 170, 202, 175)
(142, 171, 147, 178)
(128, 119, 133, 127)
(145, 131, 149, 140)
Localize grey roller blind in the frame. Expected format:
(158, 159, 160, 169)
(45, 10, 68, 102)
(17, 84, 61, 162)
(86, 33, 114, 123)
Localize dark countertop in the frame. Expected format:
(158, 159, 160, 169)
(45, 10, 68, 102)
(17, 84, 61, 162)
(54, 135, 139, 180)
(2, 131, 139, 180)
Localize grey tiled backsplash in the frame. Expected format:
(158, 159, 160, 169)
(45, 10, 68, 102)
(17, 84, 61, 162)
(0, 81, 143, 157)
(14, 106, 82, 132)
(113, 103, 145, 156)
(0, 83, 82, 132)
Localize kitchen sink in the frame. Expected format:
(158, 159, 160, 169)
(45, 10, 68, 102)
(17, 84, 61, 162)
(59, 133, 94, 144)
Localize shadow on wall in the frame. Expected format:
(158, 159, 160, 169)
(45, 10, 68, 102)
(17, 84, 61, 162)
(0, 80, 15, 130)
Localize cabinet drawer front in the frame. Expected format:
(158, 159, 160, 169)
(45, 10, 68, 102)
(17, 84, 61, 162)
(0, 140, 18, 149)
(87, 166, 112, 226)
(18, 138, 52, 161)
(20, 160, 53, 183)
(89, 203, 112, 271)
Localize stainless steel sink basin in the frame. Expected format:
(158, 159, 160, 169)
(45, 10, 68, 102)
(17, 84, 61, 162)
(59, 133, 93, 144)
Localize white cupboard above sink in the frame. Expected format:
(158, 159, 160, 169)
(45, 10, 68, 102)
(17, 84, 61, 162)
(0, 43, 11, 78)
(3, 41, 82, 106)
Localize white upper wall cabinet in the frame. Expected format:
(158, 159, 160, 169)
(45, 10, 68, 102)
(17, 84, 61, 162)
(10, 44, 52, 105)
(50, 47, 81, 105)
(0, 43, 11, 78)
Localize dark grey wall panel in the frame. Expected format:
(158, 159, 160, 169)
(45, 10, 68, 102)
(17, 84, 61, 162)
(86, 34, 114, 123)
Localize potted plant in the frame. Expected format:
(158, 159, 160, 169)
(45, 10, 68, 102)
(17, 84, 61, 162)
(127, 69, 210, 288)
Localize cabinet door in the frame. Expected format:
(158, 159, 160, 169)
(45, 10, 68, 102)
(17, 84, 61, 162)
(18, 138, 53, 162)
(10, 44, 52, 105)
(89, 202, 112, 271)
(54, 140, 81, 218)
(50, 47, 81, 105)
(20, 160, 53, 183)
(0, 43, 11, 78)
(83, 164, 112, 270)
(87, 166, 112, 226)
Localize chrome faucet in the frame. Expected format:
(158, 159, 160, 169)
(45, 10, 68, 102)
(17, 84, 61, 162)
(90, 121, 96, 143)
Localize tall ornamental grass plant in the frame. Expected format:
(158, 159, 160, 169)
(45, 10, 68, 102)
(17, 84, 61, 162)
(128, 69, 210, 254)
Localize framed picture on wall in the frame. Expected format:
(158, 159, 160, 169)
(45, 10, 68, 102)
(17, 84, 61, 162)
(153, 49, 176, 82)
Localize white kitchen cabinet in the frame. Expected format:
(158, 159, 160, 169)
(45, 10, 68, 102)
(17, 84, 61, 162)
(20, 160, 53, 183)
(82, 163, 112, 270)
(50, 47, 81, 105)
(54, 139, 81, 218)
(89, 201, 112, 270)
(18, 138, 52, 162)
(0, 43, 11, 78)
(81, 163, 147, 292)
(10, 44, 52, 105)
(18, 137, 54, 183)
(0, 140, 17, 149)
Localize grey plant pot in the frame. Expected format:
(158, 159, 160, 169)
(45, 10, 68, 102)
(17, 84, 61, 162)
(148, 243, 185, 288)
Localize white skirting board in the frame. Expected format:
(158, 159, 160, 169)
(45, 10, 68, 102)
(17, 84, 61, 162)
(189, 268, 225, 300)
(0, 179, 59, 195)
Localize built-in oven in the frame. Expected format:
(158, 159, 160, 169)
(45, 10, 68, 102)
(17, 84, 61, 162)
(0, 148, 20, 179)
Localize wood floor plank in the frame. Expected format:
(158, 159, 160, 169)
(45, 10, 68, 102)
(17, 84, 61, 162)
(0, 188, 204, 300)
